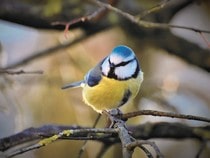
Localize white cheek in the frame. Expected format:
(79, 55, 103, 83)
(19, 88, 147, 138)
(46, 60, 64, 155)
(115, 60, 137, 79)
(101, 58, 110, 76)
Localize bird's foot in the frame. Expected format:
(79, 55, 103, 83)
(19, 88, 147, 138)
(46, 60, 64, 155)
(102, 108, 127, 128)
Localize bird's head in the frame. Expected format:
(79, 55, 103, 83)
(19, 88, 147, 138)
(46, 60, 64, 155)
(101, 45, 140, 80)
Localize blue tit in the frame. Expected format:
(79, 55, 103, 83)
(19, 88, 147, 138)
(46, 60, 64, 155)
(62, 45, 143, 113)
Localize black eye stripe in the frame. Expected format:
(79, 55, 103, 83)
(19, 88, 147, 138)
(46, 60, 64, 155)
(115, 59, 134, 67)
(108, 58, 135, 67)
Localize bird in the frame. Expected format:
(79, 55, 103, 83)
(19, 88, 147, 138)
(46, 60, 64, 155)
(62, 45, 143, 114)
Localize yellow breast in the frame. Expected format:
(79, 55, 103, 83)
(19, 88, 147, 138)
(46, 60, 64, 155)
(82, 73, 143, 113)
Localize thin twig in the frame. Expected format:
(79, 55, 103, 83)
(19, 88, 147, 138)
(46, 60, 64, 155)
(6, 128, 117, 158)
(4, 1, 116, 69)
(137, 0, 170, 19)
(92, 0, 210, 34)
(52, 7, 106, 38)
(0, 69, 43, 75)
(198, 32, 210, 48)
(7, 143, 42, 158)
(96, 144, 111, 158)
(138, 145, 154, 158)
(52, 0, 119, 38)
(77, 114, 101, 158)
(3, 0, 209, 70)
(126, 140, 164, 158)
(7, 130, 72, 158)
(122, 110, 210, 123)
(195, 140, 207, 158)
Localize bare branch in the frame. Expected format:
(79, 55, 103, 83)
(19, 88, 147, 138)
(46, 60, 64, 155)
(199, 32, 210, 48)
(96, 144, 111, 158)
(92, 0, 210, 34)
(51, 7, 107, 38)
(102, 110, 164, 158)
(122, 110, 210, 123)
(0, 69, 43, 75)
(1, 0, 209, 72)
(78, 114, 101, 158)
(5, 128, 117, 158)
(126, 140, 163, 158)
(0, 122, 209, 157)
(137, 0, 170, 19)
(138, 145, 154, 158)
(195, 140, 207, 158)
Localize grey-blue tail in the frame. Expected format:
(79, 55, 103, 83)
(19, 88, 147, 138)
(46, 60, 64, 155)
(61, 80, 84, 89)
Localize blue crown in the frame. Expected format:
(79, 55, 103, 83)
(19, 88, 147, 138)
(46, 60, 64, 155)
(111, 45, 134, 58)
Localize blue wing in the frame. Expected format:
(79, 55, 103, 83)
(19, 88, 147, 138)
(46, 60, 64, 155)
(85, 61, 103, 87)
(62, 59, 104, 89)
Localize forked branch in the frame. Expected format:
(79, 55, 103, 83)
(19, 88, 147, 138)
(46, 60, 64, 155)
(1, 110, 210, 158)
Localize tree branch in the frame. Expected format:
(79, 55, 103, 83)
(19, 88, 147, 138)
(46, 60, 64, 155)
(92, 0, 210, 34)
(126, 140, 163, 158)
(1, 0, 209, 71)
(121, 110, 210, 123)
(1, 122, 209, 157)
(91, 0, 210, 71)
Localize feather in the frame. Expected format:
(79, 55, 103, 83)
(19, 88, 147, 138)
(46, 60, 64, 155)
(61, 80, 84, 89)
(85, 62, 102, 87)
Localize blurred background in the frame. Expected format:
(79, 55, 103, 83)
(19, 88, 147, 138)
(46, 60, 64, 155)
(0, 0, 210, 158)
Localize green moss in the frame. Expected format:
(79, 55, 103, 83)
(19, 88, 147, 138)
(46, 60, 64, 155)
(38, 130, 73, 146)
